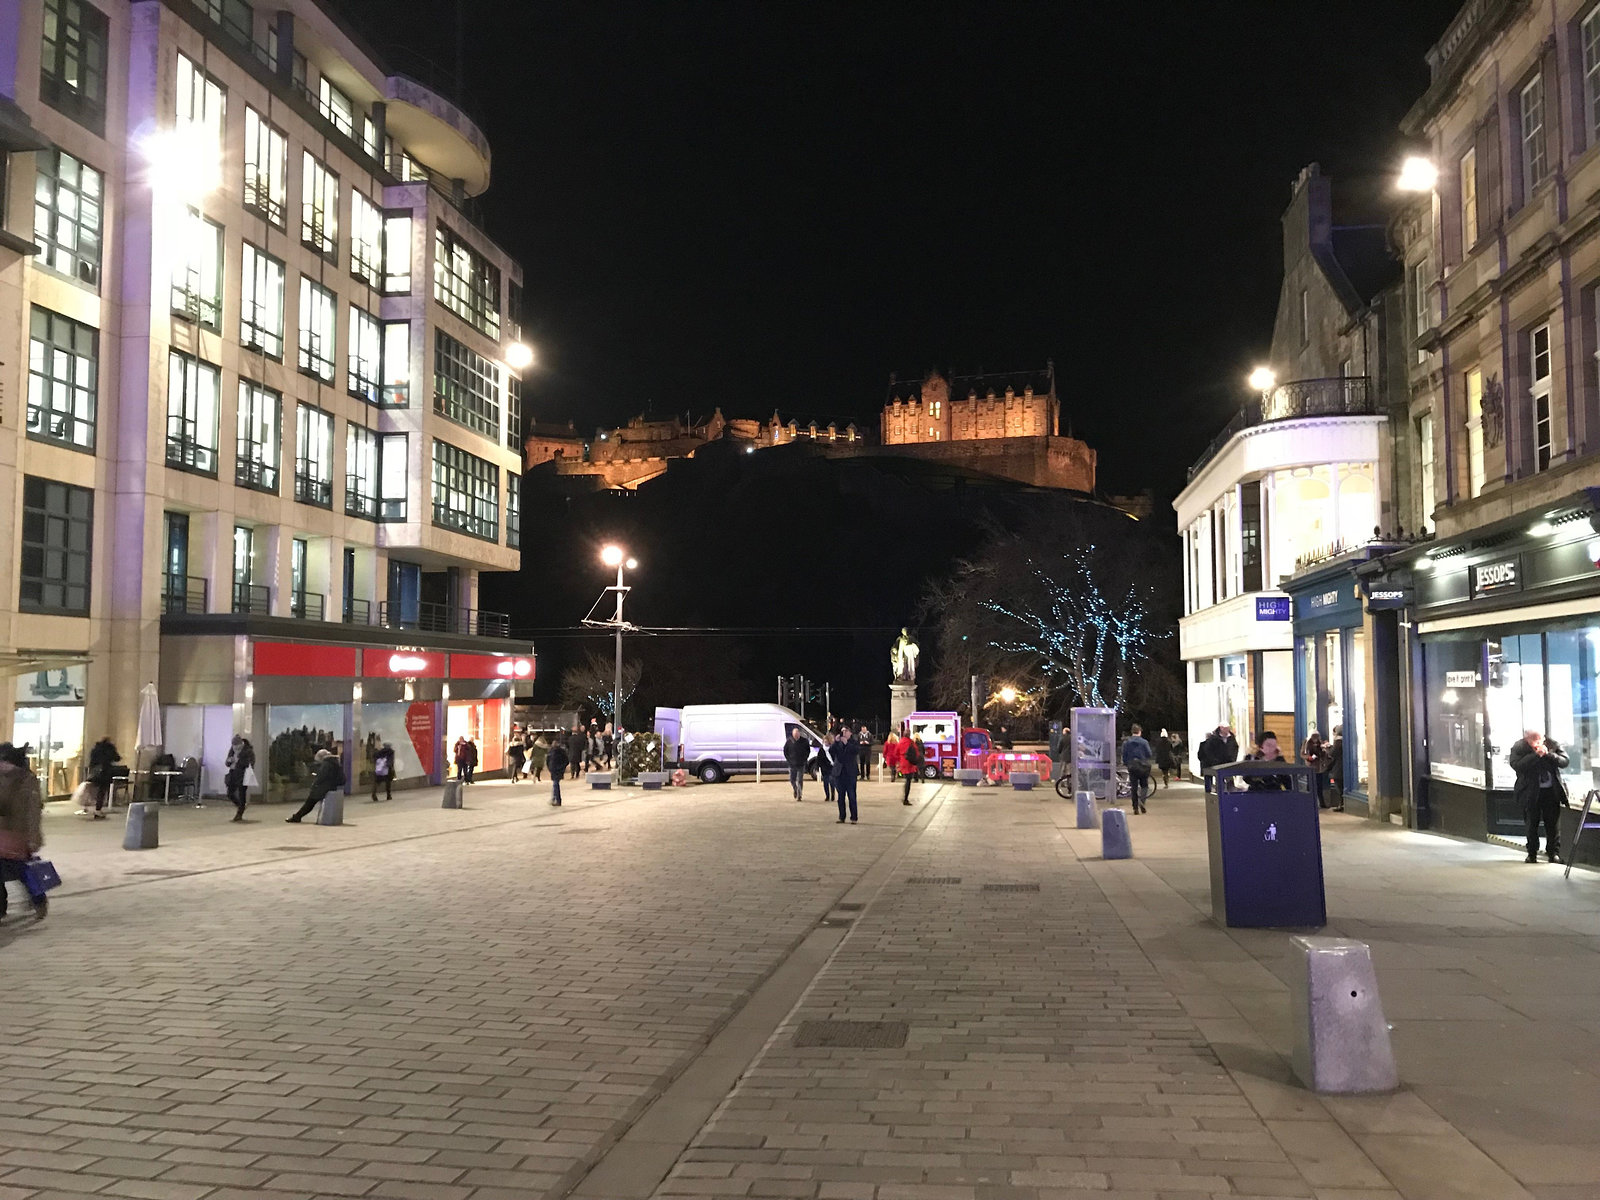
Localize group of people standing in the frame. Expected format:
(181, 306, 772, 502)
(782, 722, 927, 824)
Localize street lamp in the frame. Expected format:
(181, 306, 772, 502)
(1247, 366, 1277, 392)
(506, 342, 535, 370)
(141, 125, 221, 202)
(998, 685, 1018, 704)
(1396, 156, 1439, 193)
(598, 545, 635, 727)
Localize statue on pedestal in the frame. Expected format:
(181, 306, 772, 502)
(890, 627, 919, 684)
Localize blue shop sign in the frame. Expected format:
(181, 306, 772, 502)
(1289, 579, 1365, 632)
(1255, 596, 1291, 621)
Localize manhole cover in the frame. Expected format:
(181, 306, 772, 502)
(835, 902, 864, 911)
(907, 876, 960, 885)
(126, 869, 191, 877)
(267, 846, 313, 852)
(820, 916, 854, 927)
(793, 1019, 908, 1049)
(782, 876, 821, 882)
(982, 882, 1041, 892)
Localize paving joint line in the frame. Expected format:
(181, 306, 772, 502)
(561, 785, 953, 1200)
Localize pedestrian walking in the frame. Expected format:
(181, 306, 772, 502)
(0, 741, 48, 922)
(286, 748, 346, 822)
(1303, 729, 1329, 806)
(529, 735, 547, 782)
(900, 734, 925, 805)
(1048, 721, 1066, 782)
(1243, 731, 1292, 792)
(1324, 727, 1345, 811)
(566, 726, 586, 779)
(86, 736, 120, 819)
(1168, 731, 1187, 780)
(1509, 729, 1567, 863)
(783, 727, 810, 801)
(1122, 724, 1153, 813)
(818, 737, 836, 808)
(456, 737, 478, 784)
(224, 734, 255, 821)
(372, 741, 395, 801)
(546, 740, 569, 806)
(831, 729, 860, 823)
(882, 730, 902, 781)
(1153, 728, 1177, 788)
(1197, 725, 1238, 793)
(856, 724, 872, 781)
(506, 734, 526, 781)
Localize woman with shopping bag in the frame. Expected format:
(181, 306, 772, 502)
(0, 741, 50, 921)
(224, 735, 256, 822)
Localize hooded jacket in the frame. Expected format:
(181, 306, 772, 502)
(0, 761, 44, 857)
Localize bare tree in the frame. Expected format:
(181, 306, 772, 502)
(559, 651, 643, 723)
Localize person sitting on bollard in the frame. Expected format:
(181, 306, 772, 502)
(783, 727, 811, 802)
(287, 748, 345, 822)
(545, 739, 568, 806)
(1509, 729, 1568, 864)
(1121, 724, 1153, 814)
(372, 741, 395, 802)
(0, 741, 48, 922)
(1243, 731, 1293, 792)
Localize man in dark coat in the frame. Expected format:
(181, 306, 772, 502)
(1197, 725, 1239, 793)
(855, 723, 872, 781)
(372, 741, 396, 802)
(1509, 730, 1568, 863)
(830, 730, 860, 823)
(546, 740, 569, 806)
(783, 728, 811, 801)
(87, 736, 120, 818)
(1242, 731, 1293, 792)
(287, 748, 345, 822)
(566, 726, 586, 780)
(1121, 724, 1153, 813)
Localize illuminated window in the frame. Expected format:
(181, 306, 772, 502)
(27, 306, 97, 452)
(301, 152, 339, 258)
(1460, 147, 1477, 249)
(244, 107, 287, 226)
(1465, 367, 1485, 497)
(384, 212, 412, 291)
(431, 439, 498, 541)
(1586, 9, 1600, 148)
(171, 208, 223, 329)
(317, 76, 354, 137)
(433, 224, 500, 337)
(506, 372, 522, 451)
(19, 475, 93, 616)
(240, 242, 285, 357)
(1530, 323, 1552, 472)
(176, 53, 225, 152)
(346, 423, 379, 518)
(348, 306, 382, 401)
(434, 328, 501, 438)
(297, 277, 336, 381)
(166, 351, 220, 476)
(294, 403, 333, 507)
(199, 0, 252, 46)
(351, 191, 383, 287)
(33, 148, 102, 287)
(1521, 73, 1548, 198)
(1417, 413, 1434, 533)
(236, 379, 280, 493)
(507, 473, 521, 550)
(40, 0, 107, 133)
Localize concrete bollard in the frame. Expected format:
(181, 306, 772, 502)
(1010, 771, 1039, 791)
(441, 780, 462, 809)
(316, 792, 344, 826)
(1075, 790, 1099, 829)
(589, 772, 613, 790)
(1101, 808, 1131, 859)
(638, 772, 668, 790)
(1288, 936, 1398, 1094)
(953, 768, 983, 787)
(122, 802, 159, 850)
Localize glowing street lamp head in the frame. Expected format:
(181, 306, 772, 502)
(625, 558, 638, 570)
(505, 342, 535, 370)
(998, 686, 1018, 704)
(1397, 156, 1439, 193)
(1247, 366, 1277, 392)
(600, 544, 624, 567)
(141, 125, 221, 202)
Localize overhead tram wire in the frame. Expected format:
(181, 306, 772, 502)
(505, 624, 908, 639)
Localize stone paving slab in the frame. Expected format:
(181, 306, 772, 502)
(0, 779, 922, 1200)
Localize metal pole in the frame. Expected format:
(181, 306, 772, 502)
(612, 563, 624, 728)
(970, 674, 979, 726)
(825, 682, 830, 726)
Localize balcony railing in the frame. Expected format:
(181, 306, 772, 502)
(290, 590, 325, 621)
(162, 575, 207, 615)
(294, 468, 333, 508)
(346, 475, 379, 519)
(1188, 376, 1374, 480)
(233, 582, 270, 615)
(166, 434, 218, 476)
(236, 445, 279, 492)
(377, 601, 510, 638)
(344, 597, 371, 625)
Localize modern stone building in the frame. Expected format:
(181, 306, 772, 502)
(0, 0, 529, 800)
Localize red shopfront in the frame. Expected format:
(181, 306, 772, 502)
(443, 653, 534, 776)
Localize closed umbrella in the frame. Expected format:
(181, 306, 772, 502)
(136, 682, 162, 749)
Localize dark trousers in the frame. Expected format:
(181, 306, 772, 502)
(788, 765, 805, 800)
(372, 774, 392, 801)
(570, 758, 582, 780)
(458, 764, 474, 784)
(551, 777, 562, 805)
(290, 790, 326, 821)
(902, 772, 916, 803)
(1526, 792, 1561, 856)
(835, 775, 857, 821)
(858, 755, 869, 780)
(1130, 767, 1151, 806)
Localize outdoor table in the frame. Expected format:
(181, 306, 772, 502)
(153, 769, 184, 805)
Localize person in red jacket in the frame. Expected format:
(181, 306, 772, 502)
(899, 735, 925, 805)
(882, 731, 903, 779)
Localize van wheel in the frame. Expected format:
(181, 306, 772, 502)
(921, 764, 940, 779)
(698, 761, 725, 784)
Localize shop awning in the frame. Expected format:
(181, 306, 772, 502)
(0, 650, 92, 676)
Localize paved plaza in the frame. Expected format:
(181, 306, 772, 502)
(2, 775, 1598, 1200)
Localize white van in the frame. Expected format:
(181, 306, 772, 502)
(656, 703, 828, 784)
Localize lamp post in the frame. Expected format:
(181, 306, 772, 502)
(599, 545, 637, 726)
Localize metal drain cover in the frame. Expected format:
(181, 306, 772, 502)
(126, 869, 191, 877)
(793, 1019, 908, 1049)
(982, 882, 1041, 892)
(907, 876, 961, 885)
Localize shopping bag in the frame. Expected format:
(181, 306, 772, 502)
(71, 780, 93, 808)
(243, 765, 260, 790)
(20, 858, 62, 894)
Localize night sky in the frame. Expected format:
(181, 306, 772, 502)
(340, 0, 1462, 500)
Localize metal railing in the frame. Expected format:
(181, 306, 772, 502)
(376, 601, 510, 638)
(232, 582, 270, 615)
(1188, 377, 1375, 480)
(344, 597, 371, 625)
(345, 477, 379, 519)
(161, 575, 207, 615)
(290, 590, 325, 621)
(166, 434, 217, 476)
(294, 468, 332, 507)
(236, 445, 278, 492)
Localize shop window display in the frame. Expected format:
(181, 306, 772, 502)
(1425, 639, 1486, 787)
(357, 702, 434, 786)
(1349, 629, 1368, 790)
(266, 704, 343, 802)
(1486, 634, 1545, 791)
(1540, 629, 1599, 788)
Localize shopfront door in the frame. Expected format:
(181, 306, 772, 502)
(14, 667, 87, 799)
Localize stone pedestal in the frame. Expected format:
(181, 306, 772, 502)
(1288, 936, 1398, 1093)
(889, 683, 917, 733)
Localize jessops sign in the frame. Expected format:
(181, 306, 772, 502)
(1470, 557, 1520, 598)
